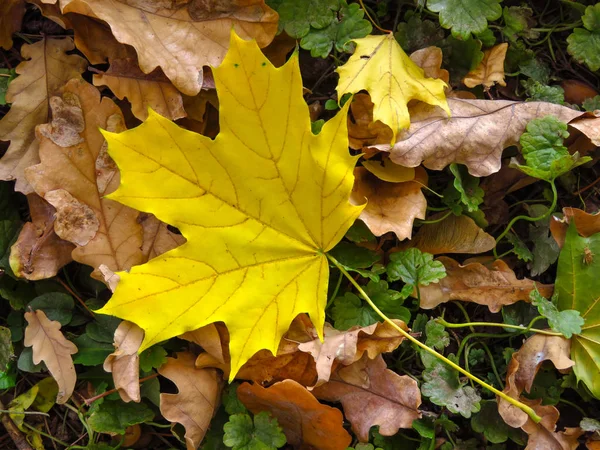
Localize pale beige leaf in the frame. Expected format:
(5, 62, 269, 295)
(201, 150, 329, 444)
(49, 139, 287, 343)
(103, 321, 144, 403)
(463, 43, 508, 89)
(159, 352, 222, 450)
(59, 0, 278, 95)
(419, 256, 554, 312)
(351, 166, 427, 240)
(238, 380, 352, 450)
(400, 214, 495, 254)
(0, 38, 87, 193)
(25, 78, 143, 279)
(180, 323, 229, 366)
(0, 0, 25, 50)
(10, 194, 74, 280)
(94, 58, 186, 121)
(24, 310, 77, 404)
(409, 46, 449, 84)
(67, 13, 132, 64)
(312, 355, 421, 442)
(139, 213, 186, 261)
(570, 113, 600, 146)
(378, 98, 584, 177)
(347, 94, 392, 150)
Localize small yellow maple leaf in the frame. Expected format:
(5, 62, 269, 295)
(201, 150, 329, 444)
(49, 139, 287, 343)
(336, 33, 450, 143)
(96, 32, 363, 378)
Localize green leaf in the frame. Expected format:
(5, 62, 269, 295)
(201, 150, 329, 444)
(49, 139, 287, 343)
(273, 0, 339, 38)
(505, 232, 533, 262)
(0, 362, 17, 389)
(521, 79, 564, 104)
(427, 0, 502, 40)
(441, 35, 484, 82)
(525, 366, 563, 405)
(0, 182, 22, 278)
(395, 14, 444, 53)
(502, 6, 538, 42)
(0, 276, 37, 310)
(448, 164, 484, 213)
(556, 222, 600, 397)
(528, 204, 560, 276)
(514, 115, 591, 181)
(467, 348, 485, 367)
(140, 376, 160, 407)
(7, 310, 23, 342)
(386, 248, 446, 287)
(300, 0, 372, 58)
(0, 326, 13, 372)
(224, 383, 248, 415)
(86, 315, 122, 343)
(425, 319, 449, 351)
(30, 377, 58, 413)
(223, 412, 286, 450)
(72, 334, 114, 366)
(88, 399, 154, 434)
(27, 293, 74, 326)
(0, 69, 16, 105)
(17, 347, 44, 373)
(330, 241, 380, 270)
(139, 345, 167, 372)
(530, 288, 584, 338)
(583, 95, 600, 111)
(519, 58, 551, 84)
(474, 28, 496, 47)
(567, 4, 600, 71)
(471, 400, 527, 444)
(345, 220, 376, 244)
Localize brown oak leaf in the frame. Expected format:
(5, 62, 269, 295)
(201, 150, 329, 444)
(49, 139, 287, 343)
(347, 94, 392, 150)
(419, 256, 554, 312)
(312, 354, 421, 442)
(24, 78, 144, 279)
(0, 0, 25, 50)
(550, 207, 600, 248)
(463, 43, 508, 89)
(409, 46, 449, 85)
(59, 0, 278, 95)
(138, 213, 186, 261)
(159, 352, 222, 450)
(238, 380, 352, 450)
(24, 309, 78, 404)
(0, 37, 87, 193)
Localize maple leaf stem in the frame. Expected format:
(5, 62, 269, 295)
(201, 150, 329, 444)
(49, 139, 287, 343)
(493, 180, 558, 259)
(436, 318, 564, 336)
(326, 253, 543, 424)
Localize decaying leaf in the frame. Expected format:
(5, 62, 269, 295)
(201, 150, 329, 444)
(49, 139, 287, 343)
(377, 98, 583, 177)
(159, 352, 222, 450)
(0, 0, 25, 50)
(351, 166, 427, 240)
(347, 94, 392, 150)
(312, 354, 421, 442)
(550, 207, 600, 248)
(138, 213, 186, 261)
(0, 37, 87, 193)
(238, 380, 352, 450)
(96, 33, 364, 376)
(570, 113, 600, 146)
(419, 256, 554, 312)
(24, 309, 78, 404)
(59, 0, 278, 95)
(400, 214, 496, 254)
(25, 78, 144, 279)
(409, 46, 449, 85)
(93, 58, 186, 121)
(10, 194, 75, 280)
(336, 33, 449, 143)
(463, 43, 508, 89)
(103, 321, 144, 403)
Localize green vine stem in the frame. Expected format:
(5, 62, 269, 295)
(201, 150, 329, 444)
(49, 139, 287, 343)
(436, 318, 563, 337)
(326, 254, 542, 423)
(493, 180, 557, 259)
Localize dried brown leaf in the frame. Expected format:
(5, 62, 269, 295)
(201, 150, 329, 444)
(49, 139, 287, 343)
(25, 78, 144, 279)
(463, 43, 508, 89)
(60, 0, 278, 95)
(138, 213, 186, 261)
(159, 352, 222, 450)
(10, 194, 74, 280)
(400, 214, 496, 254)
(103, 321, 144, 403)
(550, 207, 600, 248)
(351, 166, 427, 240)
(0, 0, 25, 50)
(67, 13, 131, 64)
(93, 58, 186, 121)
(378, 98, 583, 177)
(419, 256, 554, 312)
(24, 309, 77, 404)
(238, 379, 352, 450)
(312, 355, 421, 442)
(347, 94, 393, 150)
(0, 37, 87, 193)
(409, 46, 449, 85)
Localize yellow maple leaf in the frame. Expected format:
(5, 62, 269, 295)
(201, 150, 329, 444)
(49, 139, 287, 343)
(336, 33, 450, 143)
(96, 32, 364, 378)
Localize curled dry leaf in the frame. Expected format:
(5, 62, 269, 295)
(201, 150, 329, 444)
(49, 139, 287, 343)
(409, 46, 449, 85)
(238, 380, 352, 450)
(138, 213, 186, 261)
(66, 13, 131, 64)
(463, 43, 508, 89)
(25, 78, 144, 279)
(351, 166, 427, 240)
(103, 321, 144, 403)
(0, 0, 25, 50)
(550, 207, 600, 248)
(400, 214, 496, 254)
(0, 37, 87, 193)
(93, 58, 186, 121)
(570, 113, 600, 146)
(419, 256, 554, 312)
(60, 0, 278, 95)
(10, 194, 74, 280)
(24, 309, 78, 404)
(312, 354, 421, 442)
(376, 98, 583, 177)
(159, 352, 222, 450)
(347, 94, 392, 150)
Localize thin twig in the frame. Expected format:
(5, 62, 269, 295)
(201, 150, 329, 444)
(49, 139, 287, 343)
(0, 400, 33, 450)
(83, 373, 159, 405)
(56, 278, 94, 317)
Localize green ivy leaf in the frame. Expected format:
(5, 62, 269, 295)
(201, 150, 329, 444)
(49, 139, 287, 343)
(0, 69, 16, 106)
(427, 0, 502, 40)
(300, 1, 372, 58)
(224, 383, 248, 416)
(27, 293, 74, 326)
(0, 326, 13, 373)
(528, 204, 560, 276)
(521, 79, 564, 104)
(467, 348, 485, 367)
(72, 334, 114, 366)
(502, 6, 538, 42)
(441, 35, 484, 82)
(448, 164, 484, 213)
(505, 232, 533, 262)
(88, 399, 154, 434)
(583, 95, 600, 111)
(223, 412, 286, 450)
(471, 400, 527, 444)
(567, 4, 600, 71)
(86, 315, 121, 343)
(345, 220, 376, 244)
(526, 366, 563, 405)
(531, 287, 583, 339)
(425, 319, 450, 351)
(139, 345, 167, 372)
(386, 248, 446, 287)
(474, 28, 496, 47)
(272, 0, 339, 38)
(395, 14, 444, 53)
